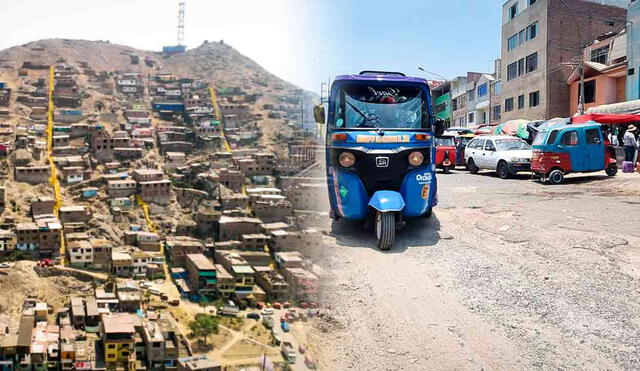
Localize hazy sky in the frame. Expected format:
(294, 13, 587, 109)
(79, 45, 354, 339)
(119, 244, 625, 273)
(1, 0, 503, 93)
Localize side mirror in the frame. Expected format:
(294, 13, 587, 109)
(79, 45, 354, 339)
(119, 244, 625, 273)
(313, 104, 325, 125)
(434, 117, 445, 137)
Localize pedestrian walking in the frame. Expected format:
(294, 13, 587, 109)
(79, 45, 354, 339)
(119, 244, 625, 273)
(623, 125, 638, 163)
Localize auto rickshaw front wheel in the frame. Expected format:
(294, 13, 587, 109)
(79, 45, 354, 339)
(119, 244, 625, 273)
(605, 163, 618, 176)
(547, 169, 564, 185)
(375, 211, 395, 251)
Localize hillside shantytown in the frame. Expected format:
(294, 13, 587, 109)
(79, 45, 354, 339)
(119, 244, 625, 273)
(0, 39, 326, 370)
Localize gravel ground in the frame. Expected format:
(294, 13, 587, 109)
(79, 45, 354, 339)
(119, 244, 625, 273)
(311, 170, 640, 370)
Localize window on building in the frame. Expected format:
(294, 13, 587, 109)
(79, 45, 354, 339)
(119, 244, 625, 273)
(108, 344, 116, 349)
(452, 99, 458, 111)
(580, 80, 596, 104)
(629, 68, 635, 76)
(509, 3, 518, 19)
(477, 83, 488, 98)
(518, 95, 525, 109)
(526, 22, 538, 41)
(507, 62, 518, 81)
(492, 80, 502, 95)
(468, 112, 475, 123)
(526, 52, 538, 73)
(529, 0, 537, 5)
(590, 46, 609, 64)
(518, 58, 525, 76)
(508, 35, 518, 51)
(529, 91, 540, 107)
(505, 97, 514, 112)
(518, 30, 526, 45)
(492, 105, 502, 120)
(467, 89, 475, 101)
(481, 112, 487, 124)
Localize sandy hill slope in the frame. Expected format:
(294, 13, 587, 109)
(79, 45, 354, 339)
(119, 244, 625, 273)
(0, 38, 298, 93)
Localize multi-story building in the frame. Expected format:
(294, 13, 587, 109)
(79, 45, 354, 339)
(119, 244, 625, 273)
(215, 264, 235, 299)
(68, 240, 93, 268)
(0, 229, 16, 254)
(214, 250, 255, 298)
(568, 30, 628, 113)
(431, 82, 452, 127)
(500, 0, 626, 121)
(450, 75, 469, 126)
(165, 236, 205, 267)
(141, 320, 165, 369)
(218, 216, 262, 241)
(185, 254, 217, 297)
(101, 313, 136, 367)
(254, 268, 290, 302)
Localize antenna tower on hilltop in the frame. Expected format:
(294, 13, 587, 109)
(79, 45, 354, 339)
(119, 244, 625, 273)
(177, 2, 185, 46)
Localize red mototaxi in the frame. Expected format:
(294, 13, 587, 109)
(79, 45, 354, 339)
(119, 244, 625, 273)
(434, 135, 457, 172)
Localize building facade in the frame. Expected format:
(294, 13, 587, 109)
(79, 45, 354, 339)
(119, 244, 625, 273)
(500, 0, 626, 122)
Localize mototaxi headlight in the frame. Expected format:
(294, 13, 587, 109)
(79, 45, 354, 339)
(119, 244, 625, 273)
(408, 151, 424, 166)
(338, 151, 356, 167)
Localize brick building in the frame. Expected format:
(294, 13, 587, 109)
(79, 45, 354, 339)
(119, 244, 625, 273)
(137, 180, 171, 204)
(185, 254, 217, 297)
(218, 216, 262, 241)
(166, 236, 205, 267)
(15, 166, 50, 184)
(500, 0, 627, 121)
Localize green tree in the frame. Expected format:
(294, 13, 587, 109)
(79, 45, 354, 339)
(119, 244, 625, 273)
(188, 314, 219, 346)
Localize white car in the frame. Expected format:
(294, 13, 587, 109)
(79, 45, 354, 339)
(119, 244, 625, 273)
(464, 135, 532, 178)
(262, 308, 274, 315)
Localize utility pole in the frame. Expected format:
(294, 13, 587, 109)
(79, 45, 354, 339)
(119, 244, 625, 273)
(488, 80, 492, 125)
(558, 0, 584, 114)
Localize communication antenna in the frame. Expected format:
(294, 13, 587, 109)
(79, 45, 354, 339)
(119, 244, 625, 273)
(177, 2, 185, 46)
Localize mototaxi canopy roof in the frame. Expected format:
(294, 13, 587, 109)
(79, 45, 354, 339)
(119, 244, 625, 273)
(571, 113, 640, 125)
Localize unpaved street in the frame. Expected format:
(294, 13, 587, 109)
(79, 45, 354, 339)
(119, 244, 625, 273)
(313, 171, 640, 370)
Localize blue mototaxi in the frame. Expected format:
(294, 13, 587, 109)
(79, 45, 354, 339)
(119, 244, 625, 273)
(314, 71, 444, 250)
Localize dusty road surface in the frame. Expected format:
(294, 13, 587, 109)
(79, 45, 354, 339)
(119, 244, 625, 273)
(312, 171, 640, 370)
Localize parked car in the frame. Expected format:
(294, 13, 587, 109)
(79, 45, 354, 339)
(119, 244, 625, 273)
(281, 321, 290, 332)
(246, 312, 260, 320)
(281, 341, 296, 362)
(220, 300, 239, 317)
(262, 308, 274, 316)
(262, 315, 274, 329)
(305, 354, 316, 369)
(280, 315, 287, 323)
(0, 262, 12, 269)
(465, 135, 532, 178)
(273, 302, 282, 309)
(299, 344, 307, 354)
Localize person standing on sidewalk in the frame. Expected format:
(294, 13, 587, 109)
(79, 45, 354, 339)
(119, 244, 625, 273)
(623, 125, 638, 163)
